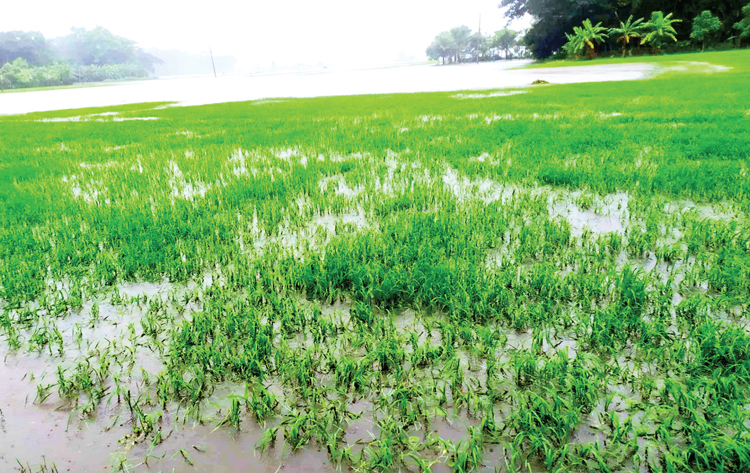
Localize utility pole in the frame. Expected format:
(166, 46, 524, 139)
(209, 44, 217, 78)
(476, 14, 481, 64)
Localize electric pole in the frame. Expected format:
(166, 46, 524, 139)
(209, 44, 217, 78)
(477, 14, 481, 64)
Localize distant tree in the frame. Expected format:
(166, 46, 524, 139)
(641, 12, 682, 52)
(0, 58, 147, 89)
(493, 29, 518, 59)
(134, 48, 164, 73)
(52, 27, 136, 66)
(734, 4, 750, 43)
(470, 32, 492, 61)
(424, 41, 445, 64)
(426, 31, 455, 64)
(691, 11, 722, 51)
(610, 16, 645, 57)
(450, 26, 472, 63)
(0, 31, 51, 66)
(0, 57, 32, 87)
(435, 32, 455, 63)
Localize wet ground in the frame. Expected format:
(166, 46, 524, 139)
(0, 61, 659, 115)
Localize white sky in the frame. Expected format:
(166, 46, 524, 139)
(2, 0, 531, 67)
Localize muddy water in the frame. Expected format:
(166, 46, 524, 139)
(0, 353, 130, 472)
(0, 285, 341, 472)
(0, 61, 661, 116)
(0, 349, 339, 473)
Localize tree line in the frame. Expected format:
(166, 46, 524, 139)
(500, 0, 750, 58)
(0, 27, 162, 90)
(426, 27, 529, 65)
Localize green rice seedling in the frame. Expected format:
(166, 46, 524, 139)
(247, 383, 279, 422)
(215, 397, 242, 431)
(446, 426, 485, 473)
(15, 458, 61, 473)
(334, 355, 359, 391)
(255, 426, 280, 453)
(507, 389, 580, 460)
(281, 410, 315, 452)
(34, 382, 54, 405)
(575, 192, 594, 211)
(173, 448, 195, 467)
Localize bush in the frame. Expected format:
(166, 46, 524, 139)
(0, 58, 148, 89)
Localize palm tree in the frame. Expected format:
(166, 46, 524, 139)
(641, 12, 682, 53)
(610, 16, 645, 57)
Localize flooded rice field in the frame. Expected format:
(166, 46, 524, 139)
(1, 57, 749, 472)
(2, 151, 746, 471)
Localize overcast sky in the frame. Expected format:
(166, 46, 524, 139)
(2, 1, 531, 68)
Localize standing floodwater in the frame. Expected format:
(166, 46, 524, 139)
(0, 61, 658, 115)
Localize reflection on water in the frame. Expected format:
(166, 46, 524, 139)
(0, 61, 657, 115)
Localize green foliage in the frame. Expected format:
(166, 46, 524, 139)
(500, 0, 744, 58)
(641, 12, 682, 48)
(735, 4, 750, 40)
(563, 19, 609, 59)
(0, 58, 147, 89)
(691, 11, 723, 51)
(493, 29, 519, 59)
(0, 26, 162, 90)
(610, 15, 645, 57)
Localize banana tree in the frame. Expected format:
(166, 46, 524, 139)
(610, 16, 645, 57)
(583, 19, 610, 59)
(564, 19, 609, 60)
(641, 12, 682, 53)
(562, 29, 585, 59)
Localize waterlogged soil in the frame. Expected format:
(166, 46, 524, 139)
(0, 356, 119, 472)
(5, 161, 742, 471)
(1, 283, 573, 472)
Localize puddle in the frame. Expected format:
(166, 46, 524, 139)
(252, 210, 370, 255)
(417, 115, 443, 123)
(452, 90, 526, 99)
(64, 174, 108, 204)
(36, 116, 83, 123)
(318, 175, 363, 198)
(548, 191, 629, 237)
(0, 351, 132, 473)
(442, 167, 512, 204)
(598, 112, 623, 118)
(664, 199, 739, 221)
(665, 61, 732, 74)
(110, 117, 159, 122)
(167, 160, 210, 199)
(35, 113, 159, 123)
(118, 280, 179, 299)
